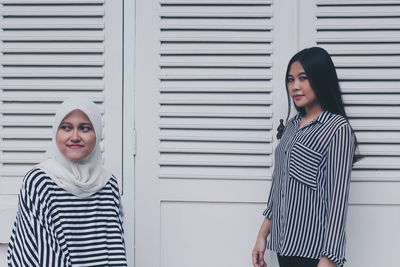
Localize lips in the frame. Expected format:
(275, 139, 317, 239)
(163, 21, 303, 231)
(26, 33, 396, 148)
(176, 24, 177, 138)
(292, 94, 304, 100)
(67, 144, 84, 149)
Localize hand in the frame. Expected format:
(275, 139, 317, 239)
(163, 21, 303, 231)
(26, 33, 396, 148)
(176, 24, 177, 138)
(252, 237, 267, 267)
(317, 256, 336, 267)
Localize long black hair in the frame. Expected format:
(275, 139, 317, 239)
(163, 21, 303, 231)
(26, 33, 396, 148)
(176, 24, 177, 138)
(285, 46, 347, 119)
(282, 47, 361, 162)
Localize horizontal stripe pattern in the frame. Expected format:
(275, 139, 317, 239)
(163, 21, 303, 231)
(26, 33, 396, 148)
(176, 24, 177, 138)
(7, 168, 127, 266)
(263, 111, 355, 266)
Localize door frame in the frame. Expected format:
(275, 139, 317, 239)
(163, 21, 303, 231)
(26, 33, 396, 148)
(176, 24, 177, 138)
(122, 0, 136, 265)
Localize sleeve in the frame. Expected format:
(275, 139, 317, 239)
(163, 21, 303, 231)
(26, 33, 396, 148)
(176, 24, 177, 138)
(111, 176, 126, 235)
(262, 177, 276, 219)
(7, 176, 40, 267)
(320, 124, 355, 265)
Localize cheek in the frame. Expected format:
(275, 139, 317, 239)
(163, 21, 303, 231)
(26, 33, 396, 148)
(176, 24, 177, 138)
(87, 133, 97, 150)
(286, 85, 292, 95)
(55, 131, 65, 150)
(304, 83, 315, 96)
(308, 88, 318, 100)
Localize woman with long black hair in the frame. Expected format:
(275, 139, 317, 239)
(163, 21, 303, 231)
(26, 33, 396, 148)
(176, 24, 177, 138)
(252, 47, 358, 267)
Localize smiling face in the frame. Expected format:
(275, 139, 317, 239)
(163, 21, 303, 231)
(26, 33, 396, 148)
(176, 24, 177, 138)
(56, 109, 96, 161)
(287, 61, 321, 113)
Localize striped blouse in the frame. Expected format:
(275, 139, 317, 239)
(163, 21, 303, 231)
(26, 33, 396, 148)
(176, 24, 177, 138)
(263, 110, 355, 266)
(7, 168, 127, 267)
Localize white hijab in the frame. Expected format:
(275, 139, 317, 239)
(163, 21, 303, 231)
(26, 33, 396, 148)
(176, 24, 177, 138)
(37, 97, 111, 197)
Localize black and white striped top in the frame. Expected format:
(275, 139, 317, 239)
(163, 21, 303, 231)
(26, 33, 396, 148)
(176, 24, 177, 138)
(7, 168, 127, 267)
(263, 111, 355, 266)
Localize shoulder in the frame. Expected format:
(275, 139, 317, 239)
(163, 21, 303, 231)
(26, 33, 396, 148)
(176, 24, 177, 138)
(108, 175, 120, 189)
(16, 168, 55, 212)
(287, 113, 301, 124)
(95, 176, 122, 207)
(100, 175, 121, 196)
(282, 113, 300, 133)
(327, 112, 348, 125)
(323, 113, 356, 149)
(20, 167, 59, 201)
(324, 112, 353, 133)
(22, 168, 52, 191)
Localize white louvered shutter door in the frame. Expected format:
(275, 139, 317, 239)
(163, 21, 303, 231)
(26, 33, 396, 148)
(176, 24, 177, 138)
(316, 0, 400, 180)
(301, 1, 400, 266)
(135, 0, 294, 266)
(0, 0, 123, 243)
(159, 1, 275, 183)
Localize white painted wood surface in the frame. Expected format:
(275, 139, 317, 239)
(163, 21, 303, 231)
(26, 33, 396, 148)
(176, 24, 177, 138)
(0, 244, 6, 267)
(1, 1, 400, 267)
(134, 0, 293, 267)
(0, 0, 124, 244)
(134, 0, 400, 266)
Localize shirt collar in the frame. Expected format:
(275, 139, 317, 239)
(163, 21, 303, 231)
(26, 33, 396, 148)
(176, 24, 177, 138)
(315, 110, 332, 124)
(292, 112, 303, 124)
(292, 110, 332, 125)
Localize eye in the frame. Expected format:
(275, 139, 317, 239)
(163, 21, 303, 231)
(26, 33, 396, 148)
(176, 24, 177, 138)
(79, 124, 93, 132)
(286, 77, 294, 83)
(299, 75, 308, 81)
(59, 124, 72, 131)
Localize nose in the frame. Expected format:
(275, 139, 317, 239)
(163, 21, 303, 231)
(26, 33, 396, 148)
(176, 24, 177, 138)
(71, 129, 81, 142)
(292, 79, 300, 91)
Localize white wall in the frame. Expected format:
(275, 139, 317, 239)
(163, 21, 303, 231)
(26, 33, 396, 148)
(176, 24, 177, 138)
(0, 244, 7, 267)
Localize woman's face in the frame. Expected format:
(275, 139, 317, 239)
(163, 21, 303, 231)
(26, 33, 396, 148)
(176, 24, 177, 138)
(56, 109, 96, 161)
(287, 61, 321, 111)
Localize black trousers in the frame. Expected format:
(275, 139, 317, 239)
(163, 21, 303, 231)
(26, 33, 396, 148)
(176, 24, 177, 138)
(277, 254, 320, 267)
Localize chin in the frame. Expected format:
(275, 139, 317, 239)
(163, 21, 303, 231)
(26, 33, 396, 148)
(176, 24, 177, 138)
(64, 153, 89, 161)
(67, 156, 84, 161)
(294, 102, 306, 108)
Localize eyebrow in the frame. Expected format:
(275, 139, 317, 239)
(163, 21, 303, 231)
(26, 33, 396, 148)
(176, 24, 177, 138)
(287, 72, 307, 76)
(59, 122, 92, 126)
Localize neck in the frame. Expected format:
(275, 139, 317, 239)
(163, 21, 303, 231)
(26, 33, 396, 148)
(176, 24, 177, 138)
(304, 104, 324, 119)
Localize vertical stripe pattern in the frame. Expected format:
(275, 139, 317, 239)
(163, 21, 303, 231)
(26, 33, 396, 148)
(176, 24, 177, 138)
(263, 111, 355, 266)
(7, 168, 127, 267)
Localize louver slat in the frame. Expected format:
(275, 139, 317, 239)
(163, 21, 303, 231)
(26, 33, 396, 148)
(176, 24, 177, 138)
(316, 0, 400, 181)
(159, 1, 274, 181)
(0, 0, 107, 192)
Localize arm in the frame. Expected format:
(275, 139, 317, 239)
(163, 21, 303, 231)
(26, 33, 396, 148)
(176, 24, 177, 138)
(7, 180, 40, 267)
(253, 161, 278, 267)
(320, 124, 355, 266)
(252, 217, 272, 267)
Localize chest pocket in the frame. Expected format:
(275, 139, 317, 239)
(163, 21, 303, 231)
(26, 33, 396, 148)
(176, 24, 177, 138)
(289, 142, 323, 190)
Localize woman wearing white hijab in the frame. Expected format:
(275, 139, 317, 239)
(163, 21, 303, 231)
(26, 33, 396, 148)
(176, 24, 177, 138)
(7, 97, 127, 266)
